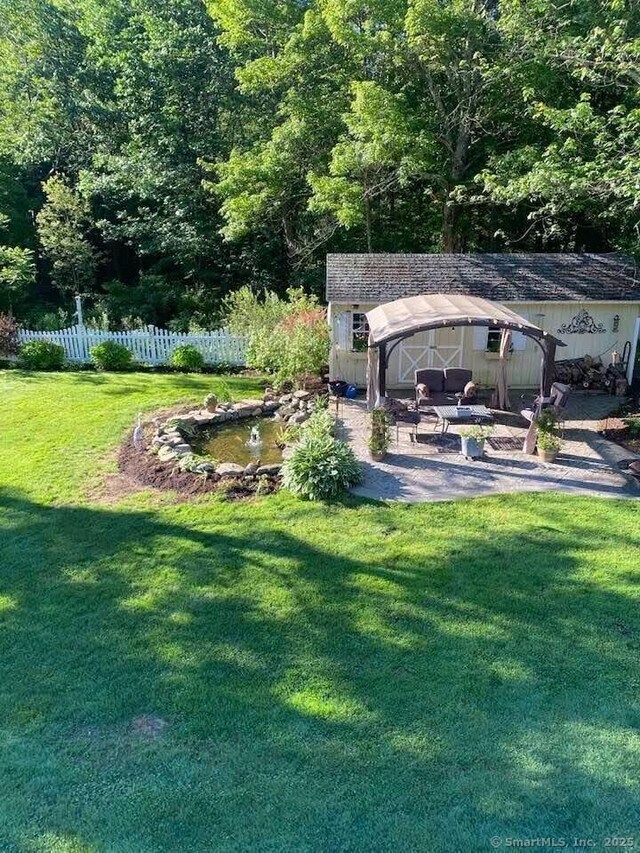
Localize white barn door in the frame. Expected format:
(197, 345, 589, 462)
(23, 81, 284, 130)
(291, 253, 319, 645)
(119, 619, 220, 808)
(396, 327, 463, 384)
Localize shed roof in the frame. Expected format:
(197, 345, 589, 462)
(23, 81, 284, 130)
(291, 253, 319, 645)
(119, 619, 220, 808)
(365, 294, 565, 347)
(326, 253, 640, 303)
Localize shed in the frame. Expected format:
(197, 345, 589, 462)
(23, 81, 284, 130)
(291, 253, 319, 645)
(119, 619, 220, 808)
(326, 253, 640, 389)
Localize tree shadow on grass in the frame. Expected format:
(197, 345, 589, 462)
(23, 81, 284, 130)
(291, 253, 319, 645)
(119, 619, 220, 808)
(1, 488, 640, 851)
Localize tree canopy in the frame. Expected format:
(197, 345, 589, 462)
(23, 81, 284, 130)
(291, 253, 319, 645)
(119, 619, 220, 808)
(0, 0, 637, 327)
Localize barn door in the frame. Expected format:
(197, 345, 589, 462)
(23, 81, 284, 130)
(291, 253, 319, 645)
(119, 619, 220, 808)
(428, 326, 464, 369)
(396, 327, 463, 384)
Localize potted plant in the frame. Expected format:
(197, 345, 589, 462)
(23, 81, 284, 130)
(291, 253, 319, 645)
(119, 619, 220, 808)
(535, 408, 562, 462)
(459, 423, 493, 459)
(536, 430, 562, 463)
(368, 406, 392, 461)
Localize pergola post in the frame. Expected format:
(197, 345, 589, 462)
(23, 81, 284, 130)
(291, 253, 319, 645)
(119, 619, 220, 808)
(378, 342, 387, 399)
(541, 338, 557, 396)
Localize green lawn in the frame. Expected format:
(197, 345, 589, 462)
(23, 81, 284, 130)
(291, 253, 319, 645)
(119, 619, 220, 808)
(2, 370, 640, 852)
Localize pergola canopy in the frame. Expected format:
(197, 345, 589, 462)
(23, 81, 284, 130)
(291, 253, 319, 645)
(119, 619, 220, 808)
(365, 294, 564, 347)
(365, 294, 565, 406)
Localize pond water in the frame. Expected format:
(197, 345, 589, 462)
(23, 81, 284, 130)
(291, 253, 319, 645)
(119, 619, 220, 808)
(192, 416, 284, 466)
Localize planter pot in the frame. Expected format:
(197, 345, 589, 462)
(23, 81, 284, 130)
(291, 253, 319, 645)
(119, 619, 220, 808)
(460, 436, 485, 459)
(369, 449, 387, 462)
(537, 447, 559, 463)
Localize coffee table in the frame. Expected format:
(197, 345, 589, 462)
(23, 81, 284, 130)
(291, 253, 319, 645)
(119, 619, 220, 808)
(432, 404, 494, 434)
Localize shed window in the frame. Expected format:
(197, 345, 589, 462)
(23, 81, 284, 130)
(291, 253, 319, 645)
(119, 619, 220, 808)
(486, 330, 502, 353)
(352, 312, 370, 352)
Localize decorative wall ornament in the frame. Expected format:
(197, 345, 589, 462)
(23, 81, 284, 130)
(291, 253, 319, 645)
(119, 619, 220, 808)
(557, 309, 606, 335)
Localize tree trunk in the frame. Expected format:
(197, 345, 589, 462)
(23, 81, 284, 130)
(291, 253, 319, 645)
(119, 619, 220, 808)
(363, 175, 373, 252)
(442, 198, 461, 253)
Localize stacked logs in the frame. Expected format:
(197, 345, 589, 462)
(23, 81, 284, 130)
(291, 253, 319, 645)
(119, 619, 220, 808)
(554, 354, 628, 395)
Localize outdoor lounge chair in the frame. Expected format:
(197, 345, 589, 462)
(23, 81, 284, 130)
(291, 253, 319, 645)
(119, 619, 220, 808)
(415, 368, 476, 409)
(520, 382, 571, 430)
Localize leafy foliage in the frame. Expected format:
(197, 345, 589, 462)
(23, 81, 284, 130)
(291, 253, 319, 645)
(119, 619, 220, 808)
(224, 287, 328, 385)
(0, 0, 639, 326)
(169, 344, 205, 372)
(368, 407, 392, 455)
(90, 340, 134, 371)
(18, 340, 65, 370)
(0, 214, 35, 312)
(0, 313, 19, 355)
(281, 408, 360, 500)
(36, 177, 98, 297)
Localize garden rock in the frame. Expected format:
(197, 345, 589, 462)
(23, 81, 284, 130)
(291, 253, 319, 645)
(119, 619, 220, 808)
(263, 400, 279, 412)
(173, 444, 192, 456)
(279, 394, 293, 405)
(216, 462, 246, 477)
(256, 464, 281, 476)
(289, 411, 309, 425)
(195, 462, 217, 474)
(234, 404, 258, 417)
(244, 461, 260, 475)
(293, 389, 311, 400)
(158, 446, 178, 462)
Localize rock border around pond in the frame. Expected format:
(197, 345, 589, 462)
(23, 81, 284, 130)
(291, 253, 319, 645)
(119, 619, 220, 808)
(148, 388, 316, 481)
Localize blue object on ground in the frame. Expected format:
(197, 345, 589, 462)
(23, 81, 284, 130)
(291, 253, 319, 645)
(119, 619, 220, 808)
(346, 385, 357, 399)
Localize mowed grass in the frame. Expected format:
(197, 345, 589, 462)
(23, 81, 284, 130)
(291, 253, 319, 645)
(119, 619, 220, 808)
(1, 371, 640, 852)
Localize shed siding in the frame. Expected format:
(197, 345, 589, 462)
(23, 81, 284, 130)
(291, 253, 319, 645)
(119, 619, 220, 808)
(329, 301, 640, 389)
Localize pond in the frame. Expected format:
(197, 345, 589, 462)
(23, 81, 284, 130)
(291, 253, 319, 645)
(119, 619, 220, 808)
(192, 416, 284, 467)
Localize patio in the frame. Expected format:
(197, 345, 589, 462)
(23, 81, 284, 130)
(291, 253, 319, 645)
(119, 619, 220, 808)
(337, 392, 640, 503)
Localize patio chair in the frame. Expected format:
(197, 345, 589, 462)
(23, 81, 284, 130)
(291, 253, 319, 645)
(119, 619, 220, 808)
(520, 382, 571, 432)
(415, 368, 475, 408)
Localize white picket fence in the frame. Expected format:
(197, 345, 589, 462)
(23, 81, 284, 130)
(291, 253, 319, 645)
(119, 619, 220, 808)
(18, 325, 248, 366)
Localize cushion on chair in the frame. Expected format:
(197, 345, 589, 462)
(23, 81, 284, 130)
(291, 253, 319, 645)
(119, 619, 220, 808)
(415, 369, 444, 393)
(462, 381, 477, 401)
(520, 408, 536, 423)
(443, 368, 472, 393)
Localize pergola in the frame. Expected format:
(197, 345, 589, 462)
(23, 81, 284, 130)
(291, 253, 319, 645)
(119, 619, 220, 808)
(365, 293, 566, 406)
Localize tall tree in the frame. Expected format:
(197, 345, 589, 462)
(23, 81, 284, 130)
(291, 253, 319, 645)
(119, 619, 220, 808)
(36, 175, 98, 296)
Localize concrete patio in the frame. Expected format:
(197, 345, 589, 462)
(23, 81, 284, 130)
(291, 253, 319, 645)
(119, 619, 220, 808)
(336, 392, 640, 503)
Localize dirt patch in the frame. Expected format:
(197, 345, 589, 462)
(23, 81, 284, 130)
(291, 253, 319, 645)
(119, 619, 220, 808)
(131, 715, 168, 738)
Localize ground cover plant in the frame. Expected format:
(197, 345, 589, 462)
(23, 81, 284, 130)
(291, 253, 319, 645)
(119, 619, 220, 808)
(1, 370, 640, 852)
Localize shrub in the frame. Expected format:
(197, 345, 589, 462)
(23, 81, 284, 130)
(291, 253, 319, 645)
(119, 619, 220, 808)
(90, 340, 134, 371)
(224, 286, 329, 386)
(622, 416, 640, 438)
(537, 431, 562, 451)
(18, 340, 65, 370)
(282, 432, 361, 501)
(536, 408, 558, 434)
(0, 313, 19, 356)
(368, 407, 393, 455)
(302, 407, 335, 439)
(169, 344, 204, 372)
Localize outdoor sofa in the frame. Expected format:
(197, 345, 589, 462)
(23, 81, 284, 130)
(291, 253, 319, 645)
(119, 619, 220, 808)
(415, 368, 477, 409)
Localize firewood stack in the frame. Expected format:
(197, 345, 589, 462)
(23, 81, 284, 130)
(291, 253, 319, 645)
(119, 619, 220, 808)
(554, 354, 628, 395)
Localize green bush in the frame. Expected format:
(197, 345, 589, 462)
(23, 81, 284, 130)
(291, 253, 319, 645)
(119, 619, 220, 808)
(281, 432, 361, 501)
(18, 340, 65, 370)
(90, 340, 134, 371)
(224, 286, 329, 386)
(169, 344, 204, 372)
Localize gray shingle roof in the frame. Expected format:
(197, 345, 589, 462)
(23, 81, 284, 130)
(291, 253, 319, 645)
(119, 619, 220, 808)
(326, 253, 640, 303)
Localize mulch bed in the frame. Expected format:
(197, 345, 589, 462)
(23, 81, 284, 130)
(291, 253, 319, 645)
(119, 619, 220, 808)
(599, 411, 640, 457)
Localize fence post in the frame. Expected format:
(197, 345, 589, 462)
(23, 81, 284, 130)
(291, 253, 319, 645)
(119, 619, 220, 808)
(148, 325, 158, 365)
